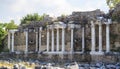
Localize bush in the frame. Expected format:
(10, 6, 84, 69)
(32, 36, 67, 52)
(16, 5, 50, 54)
(2, 49, 9, 52)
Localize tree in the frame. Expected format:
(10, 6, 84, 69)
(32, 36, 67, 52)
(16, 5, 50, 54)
(57, 14, 68, 22)
(5, 20, 18, 31)
(20, 13, 45, 25)
(106, 0, 120, 9)
(0, 23, 7, 52)
(0, 20, 18, 52)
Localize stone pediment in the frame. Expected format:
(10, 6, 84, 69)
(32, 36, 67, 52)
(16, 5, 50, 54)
(9, 29, 18, 33)
(48, 21, 66, 29)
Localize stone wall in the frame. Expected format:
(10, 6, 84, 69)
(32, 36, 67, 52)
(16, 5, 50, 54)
(14, 45, 26, 52)
(5, 23, 120, 52)
(1, 52, 120, 63)
(110, 23, 120, 51)
(4, 10, 120, 62)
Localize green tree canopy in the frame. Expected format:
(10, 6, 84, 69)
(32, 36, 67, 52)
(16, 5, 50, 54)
(107, 0, 120, 9)
(5, 20, 18, 31)
(20, 13, 46, 25)
(0, 20, 18, 52)
(0, 23, 7, 52)
(0, 24, 6, 39)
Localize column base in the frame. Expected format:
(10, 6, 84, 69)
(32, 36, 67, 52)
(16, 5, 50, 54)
(97, 51, 104, 55)
(59, 54, 64, 59)
(48, 54, 52, 58)
(106, 51, 110, 53)
(90, 51, 104, 55)
(24, 53, 28, 57)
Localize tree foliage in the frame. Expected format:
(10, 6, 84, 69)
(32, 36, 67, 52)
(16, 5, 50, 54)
(0, 23, 7, 52)
(0, 20, 18, 52)
(20, 13, 46, 25)
(107, 0, 120, 9)
(5, 20, 18, 30)
(0, 25, 6, 40)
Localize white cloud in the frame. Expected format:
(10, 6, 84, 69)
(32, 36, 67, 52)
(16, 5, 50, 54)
(9, 0, 109, 16)
(1, 0, 109, 24)
(10, 0, 35, 13)
(9, 0, 81, 15)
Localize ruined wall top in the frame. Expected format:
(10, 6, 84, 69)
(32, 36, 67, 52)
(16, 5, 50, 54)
(72, 9, 104, 17)
(57, 9, 106, 24)
(18, 9, 108, 32)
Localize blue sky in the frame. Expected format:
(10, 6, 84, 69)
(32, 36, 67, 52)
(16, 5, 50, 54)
(0, 0, 109, 25)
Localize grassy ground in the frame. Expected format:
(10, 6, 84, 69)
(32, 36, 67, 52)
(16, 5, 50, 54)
(0, 61, 35, 69)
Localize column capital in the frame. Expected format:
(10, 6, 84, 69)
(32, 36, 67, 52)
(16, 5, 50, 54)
(70, 27, 74, 29)
(10, 31, 16, 34)
(35, 32, 38, 33)
(105, 23, 110, 25)
(39, 27, 42, 31)
(24, 28, 29, 32)
(62, 25, 66, 28)
(91, 21, 95, 28)
(47, 28, 49, 31)
(99, 23, 102, 26)
(51, 27, 54, 30)
(69, 24, 75, 29)
(56, 28, 59, 30)
(62, 27, 65, 30)
(9, 29, 18, 32)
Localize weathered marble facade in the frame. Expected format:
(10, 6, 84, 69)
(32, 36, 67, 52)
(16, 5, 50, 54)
(4, 9, 120, 62)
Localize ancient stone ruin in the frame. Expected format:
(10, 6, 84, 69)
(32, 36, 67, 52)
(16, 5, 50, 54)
(5, 9, 120, 62)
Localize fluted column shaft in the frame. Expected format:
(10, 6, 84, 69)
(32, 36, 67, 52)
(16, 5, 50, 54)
(8, 32, 11, 50)
(51, 28, 54, 52)
(11, 32, 15, 52)
(106, 24, 110, 52)
(99, 23, 102, 52)
(36, 32, 38, 52)
(56, 28, 59, 51)
(39, 27, 42, 52)
(71, 28, 74, 53)
(91, 21, 95, 52)
(82, 27, 85, 52)
(62, 28, 65, 52)
(47, 28, 49, 52)
(25, 31, 28, 53)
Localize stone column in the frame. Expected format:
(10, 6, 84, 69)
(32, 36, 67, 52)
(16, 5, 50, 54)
(90, 21, 96, 53)
(25, 31, 28, 53)
(70, 28, 74, 53)
(56, 28, 59, 51)
(47, 28, 50, 52)
(51, 28, 54, 52)
(62, 28, 65, 52)
(11, 32, 15, 52)
(82, 27, 85, 52)
(99, 23, 102, 52)
(8, 32, 11, 50)
(36, 32, 38, 52)
(39, 27, 42, 53)
(106, 24, 110, 52)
